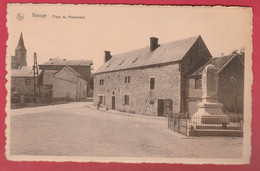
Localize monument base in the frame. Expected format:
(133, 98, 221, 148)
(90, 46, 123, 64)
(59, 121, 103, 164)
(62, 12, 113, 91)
(191, 101, 229, 124)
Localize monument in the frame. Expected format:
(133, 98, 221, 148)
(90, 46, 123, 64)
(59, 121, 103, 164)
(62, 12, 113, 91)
(191, 64, 229, 125)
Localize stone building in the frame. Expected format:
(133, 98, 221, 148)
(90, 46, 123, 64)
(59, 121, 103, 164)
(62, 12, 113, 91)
(94, 35, 212, 116)
(52, 65, 88, 100)
(187, 52, 244, 115)
(39, 58, 93, 97)
(11, 32, 27, 69)
(11, 67, 54, 103)
(11, 67, 35, 97)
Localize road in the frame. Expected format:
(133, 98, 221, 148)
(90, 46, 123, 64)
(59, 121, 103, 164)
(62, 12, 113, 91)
(10, 102, 243, 158)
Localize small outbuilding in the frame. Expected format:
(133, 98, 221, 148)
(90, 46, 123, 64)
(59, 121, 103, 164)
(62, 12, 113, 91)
(187, 52, 244, 115)
(52, 65, 88, 100)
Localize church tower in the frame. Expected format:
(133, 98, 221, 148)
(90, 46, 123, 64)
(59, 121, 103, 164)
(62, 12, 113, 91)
(15, 32, 27, 67)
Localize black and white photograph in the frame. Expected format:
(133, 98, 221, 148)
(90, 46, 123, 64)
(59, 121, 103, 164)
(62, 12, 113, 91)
(5, 4, 252, 164)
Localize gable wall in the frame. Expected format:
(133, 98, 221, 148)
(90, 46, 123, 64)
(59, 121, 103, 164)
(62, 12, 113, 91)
(40, 64, 92, 96)
(180, 37, 212, 112)
(54, 67, 77, 82)
(53, 78, 77, 99)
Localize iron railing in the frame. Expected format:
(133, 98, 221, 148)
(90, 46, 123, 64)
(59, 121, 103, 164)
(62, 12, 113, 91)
(168, 113, 243, 137)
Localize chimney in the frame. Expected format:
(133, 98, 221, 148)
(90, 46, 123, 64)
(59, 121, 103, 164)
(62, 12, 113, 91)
(104, 51, 112, 62)
(150, 37, 159, 52)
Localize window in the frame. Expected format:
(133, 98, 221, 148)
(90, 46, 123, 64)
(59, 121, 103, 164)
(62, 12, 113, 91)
(124, 95, 130, 105)
(106, 62, 111, 68)
(125, 76, 131, 83)
(99, 79, 104, 85)
(25, 78, 31, 86)
(195, 78, 202, 89)
(119, 60, 124, 65)
(132, 57, 138, 63)
(150, 77, 155, 89)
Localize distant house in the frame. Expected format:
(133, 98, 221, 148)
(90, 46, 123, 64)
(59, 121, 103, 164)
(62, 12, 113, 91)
(11, 33, 27, 69)
(11, 67, 35, 96)
(187, 53, 244, 115)
(52, 65, 88, 100)
(11, 67, 37, 103)
(94, 35, 212, 116)
(39, 58, 93, 97)
(11, 67, 53, 103)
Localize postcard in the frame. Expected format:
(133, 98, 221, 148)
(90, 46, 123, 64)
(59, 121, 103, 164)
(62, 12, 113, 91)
(5, 4, 252, 164)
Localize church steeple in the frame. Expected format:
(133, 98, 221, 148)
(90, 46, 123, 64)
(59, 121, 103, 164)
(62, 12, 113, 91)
(15, 32, 26, 50)
(15, 32, 27, 67)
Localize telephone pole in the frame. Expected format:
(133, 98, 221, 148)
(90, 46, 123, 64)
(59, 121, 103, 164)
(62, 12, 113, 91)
(33, 52, 41, 102)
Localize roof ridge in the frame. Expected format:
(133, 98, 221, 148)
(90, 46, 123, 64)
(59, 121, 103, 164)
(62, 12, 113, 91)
(54, 65, 86, 80)
(110, 35, 200, 59)
(96, 35, 203, 74)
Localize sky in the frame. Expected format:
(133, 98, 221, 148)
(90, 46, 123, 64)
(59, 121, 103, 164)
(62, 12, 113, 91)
(6, 4, 252, 71)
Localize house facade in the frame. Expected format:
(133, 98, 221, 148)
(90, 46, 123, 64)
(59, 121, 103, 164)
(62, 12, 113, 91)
(52, 66, 88, 100)
(187, 53, 244, 115)
(11, 68, 35, 97)
(94, 36, 212, 116)
(39, 58, 93, 97)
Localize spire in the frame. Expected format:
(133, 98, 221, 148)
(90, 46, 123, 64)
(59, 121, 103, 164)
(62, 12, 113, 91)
(15, 32, 26, 50)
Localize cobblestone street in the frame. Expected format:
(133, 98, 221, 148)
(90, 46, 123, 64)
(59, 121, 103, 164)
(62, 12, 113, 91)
(10, 102, 243, 158)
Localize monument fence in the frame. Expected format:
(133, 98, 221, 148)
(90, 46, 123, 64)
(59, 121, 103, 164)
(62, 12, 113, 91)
(168, 112, 243, 137)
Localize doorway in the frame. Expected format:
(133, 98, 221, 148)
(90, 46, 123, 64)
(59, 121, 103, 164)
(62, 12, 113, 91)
(157, 99, 173, 117)
(158, 99, 164, 116)
(112, 96, 115, 109)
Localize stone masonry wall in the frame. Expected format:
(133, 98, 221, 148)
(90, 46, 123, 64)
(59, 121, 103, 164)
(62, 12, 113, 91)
(11, 77, 36, 96)
(94, 64, 181, 116)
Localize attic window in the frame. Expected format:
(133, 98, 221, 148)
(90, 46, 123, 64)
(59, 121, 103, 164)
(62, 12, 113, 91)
(106, 62, 111, 68)
(132, 57, 138, 63)
(119, 60, 124, 65)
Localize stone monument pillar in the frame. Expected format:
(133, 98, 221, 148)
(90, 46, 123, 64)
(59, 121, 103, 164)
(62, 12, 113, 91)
(191, 64, 229, 124)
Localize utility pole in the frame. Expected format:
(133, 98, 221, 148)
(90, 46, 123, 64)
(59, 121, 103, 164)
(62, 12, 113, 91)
(33, 52, 41, 102)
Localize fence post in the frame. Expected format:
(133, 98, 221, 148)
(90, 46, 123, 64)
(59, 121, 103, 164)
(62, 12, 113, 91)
(185, 112, 188, 136)
(178, 113, 180, 133)
(168, 114, 169, 129)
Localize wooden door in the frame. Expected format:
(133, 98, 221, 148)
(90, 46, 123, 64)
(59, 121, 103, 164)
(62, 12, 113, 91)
(112, 96, 115, 109)
(158, 99, 164, 116)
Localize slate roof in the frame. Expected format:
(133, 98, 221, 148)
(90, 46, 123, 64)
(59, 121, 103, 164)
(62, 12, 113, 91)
(190, 53, 244, 76)
(40, 58, 93, 66)
(96, 35, 201, 74)
(54, 65, 86, 80)
(11, 67, 34, 77)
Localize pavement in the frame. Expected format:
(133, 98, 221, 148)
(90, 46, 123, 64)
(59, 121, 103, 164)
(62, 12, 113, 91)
(10, 102, 243, 158)
(10, 102, 87, 116)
